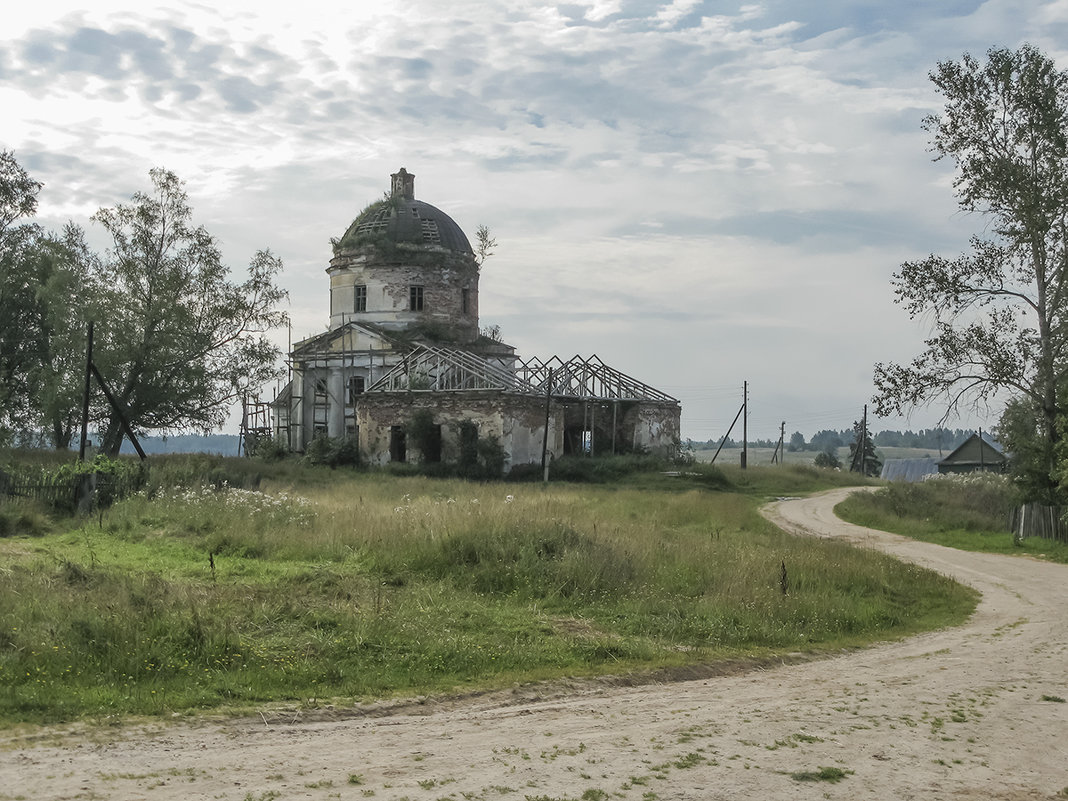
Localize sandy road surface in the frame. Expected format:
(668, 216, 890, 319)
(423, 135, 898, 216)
(6, 487, 1068, 801)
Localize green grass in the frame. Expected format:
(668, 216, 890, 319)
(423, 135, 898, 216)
(836, 473, 1068, 563)
(0, 461, 976, 724)
(790, 766, 852, 783)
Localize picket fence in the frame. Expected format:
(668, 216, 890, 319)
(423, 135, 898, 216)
(1009, 503, 1068, 543)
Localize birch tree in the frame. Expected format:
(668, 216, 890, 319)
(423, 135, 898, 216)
(873, 45, 1068, 500)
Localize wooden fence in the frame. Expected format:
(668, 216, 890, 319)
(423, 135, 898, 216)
(1009, 503, 1068, 543)
(0, 473, 137, 512)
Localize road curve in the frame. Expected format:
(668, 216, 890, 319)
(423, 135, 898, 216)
(6, 488, 1068, 800)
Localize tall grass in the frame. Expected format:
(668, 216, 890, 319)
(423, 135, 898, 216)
(0, 465, 975, 723)
(837, 472, 1068, 562)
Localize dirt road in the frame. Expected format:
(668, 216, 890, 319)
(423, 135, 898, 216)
(6, 487, 1068, 800)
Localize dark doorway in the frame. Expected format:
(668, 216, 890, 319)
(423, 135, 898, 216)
(390, 425, 407, 462)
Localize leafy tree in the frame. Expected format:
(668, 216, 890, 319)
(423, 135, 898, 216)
(0, 154, 97, 448)
(22, 226, 100, 448)
(847, 420, 882, 477)
(813, 449, 841, 470)
(91, 169, 288, 456)
(787, 431, 806, 452)
(809, 430, 843, 454)
(0, 150, 40, 235)
(872, 45, 1068, 501)
(0, 152, 42, 442)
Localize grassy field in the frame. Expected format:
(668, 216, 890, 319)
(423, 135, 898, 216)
(0, 458, 978, 724)
(698, 445, 946, 468)
(836, 472, 1068, 563)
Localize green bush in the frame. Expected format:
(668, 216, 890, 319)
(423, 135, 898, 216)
(146, 454, 263, 491)
(303, 435, 361, 469)
(814, 450, 841, 470)
(406, 410, 441, 463)
(548, 454, 674, 483)
(0, 504, 50, 537)
(246, 435, 290, 461)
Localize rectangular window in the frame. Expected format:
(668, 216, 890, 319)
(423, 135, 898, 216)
(347, 376, 365, 404)
(409, 285, 424, 311)
(314, 378, 328, 400)
(461, 288, 469, 315)
(354, 284, 367, 312)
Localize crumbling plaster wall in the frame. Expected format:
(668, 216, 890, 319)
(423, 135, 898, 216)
(628, 402, 682, 456)
(356, 392, 563, 471)
(328, 249, 480, 342)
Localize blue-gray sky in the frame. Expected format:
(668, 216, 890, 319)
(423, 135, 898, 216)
(5, 0, 1066, 440)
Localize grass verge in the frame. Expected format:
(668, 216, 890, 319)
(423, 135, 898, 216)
(835, 473, 1068, 563)
(0, 462, 975, 724)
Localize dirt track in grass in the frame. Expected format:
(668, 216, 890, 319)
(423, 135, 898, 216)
(5, 487, 1068, 800)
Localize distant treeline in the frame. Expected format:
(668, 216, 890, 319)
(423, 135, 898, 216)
(689, 428, 980, 453)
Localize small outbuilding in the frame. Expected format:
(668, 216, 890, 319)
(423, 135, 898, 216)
(937, 434, 1007, 475)
(880, 457, 939, 483)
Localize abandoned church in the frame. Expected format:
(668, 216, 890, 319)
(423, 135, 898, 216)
(268, 168, 681, 472)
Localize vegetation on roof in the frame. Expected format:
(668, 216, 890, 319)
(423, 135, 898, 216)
(330, 194, 404, 254)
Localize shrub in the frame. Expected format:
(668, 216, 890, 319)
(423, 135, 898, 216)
(146, 454, 263, 491)
(0, 504, 50, 537)
(456, 419, 479, 475)
(477, 435, 506, 477)
(814, 450, 841, 470)
(303, 435, 360, 469)
(548, 454, 675, 483)
(246, 435, 290, 461)
(406, 410, 441, 463)
(507, 462, 544, 482)
(303, 434, 333, 467)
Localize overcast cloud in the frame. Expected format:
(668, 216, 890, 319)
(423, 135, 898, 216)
(4, 0, 1067, 441)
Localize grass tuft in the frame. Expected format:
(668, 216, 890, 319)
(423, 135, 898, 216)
(790, 766, 852, 782)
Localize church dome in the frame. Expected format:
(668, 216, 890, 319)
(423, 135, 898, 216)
(333, 168, 473, 255)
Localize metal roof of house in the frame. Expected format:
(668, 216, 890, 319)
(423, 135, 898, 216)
(880, 458, 939, 482)
(938, 433, 1007, 466)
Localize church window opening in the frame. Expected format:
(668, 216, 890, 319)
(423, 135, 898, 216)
(347, 376, 365, 403)
(409, 285, 424, 311)
(461, 288, 470, 315)
(354, 285, 367, 312)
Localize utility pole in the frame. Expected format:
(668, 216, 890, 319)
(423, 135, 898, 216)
(772, 420, 785, 465)
(741, 381, 748, 470)
(78, 321, 94, 461)
(862, 403, 868, 475)
(850, 403, 869, 475)
(541, 368, 553, 483)
(709, 400, 745, 466)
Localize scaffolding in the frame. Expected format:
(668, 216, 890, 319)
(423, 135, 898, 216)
(239, 394, 273, 455)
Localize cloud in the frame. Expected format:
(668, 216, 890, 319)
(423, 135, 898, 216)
(5, 19, 297, 117)
(2, 0, 1057, 438)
